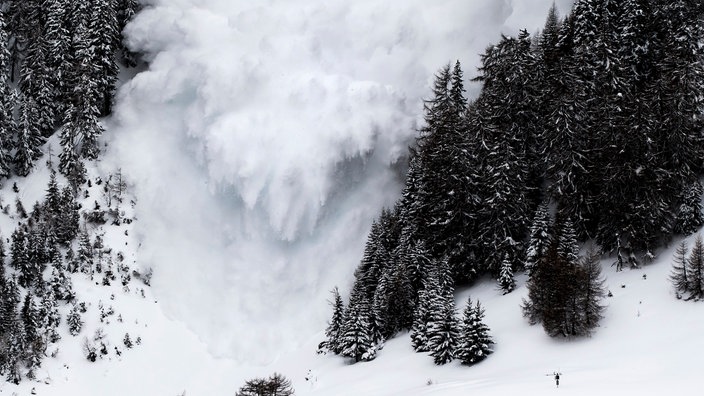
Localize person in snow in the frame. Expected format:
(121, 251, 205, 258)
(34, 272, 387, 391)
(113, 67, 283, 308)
(554, 372, 561, 388)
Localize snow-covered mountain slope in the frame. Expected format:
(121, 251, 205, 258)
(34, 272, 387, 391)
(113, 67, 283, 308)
(8, 234, 703, 395)
(281, 247, 704, 396)
(12, 0, 704, 394)
(106, 0, 575, 364)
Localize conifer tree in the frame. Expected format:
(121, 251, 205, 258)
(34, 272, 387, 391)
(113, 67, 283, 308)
(5, 321, 25, 384)
(557, 217, 580, 265)
(322, 287, 344, 354)
(670, 241, 690, 297)
(522, 241, 555, 326)
(44, 0, 73, 111)
(403, 233, 430, 294)
(1, 275, 21, 334)
(525, 201, 551, 274)
(410, 280, 431, 352)
(45, 170, 61, 216)
(498, 255, 515, 295)
(579, 247, 605, 332)
(67, 305, 83, 336)
(49, 254, 74, 301)
(6, 0, 43, 81)
(426, 293, 457, 365)
(0, 13, 16, 179)
(58, 113, 87, 187)
(39, 287, 61, 343)
(686, 235, 704, 300)
(10, 227, 31, 287)
(22, 293, 39, 341)
(425, 262, 458, 365)
(653, 1, 704, 239)
(21, 293, 43, 371)
(14, 95, 45, 176)
(523, 223, 603, 337)
(20, 26, 57, 136)
(540, 246, 582, 337)
(88, 0, 120, 116)
(116, 0, 140, 67)
(674, 181, 704, 235)
(456, 298, 494, 365)
(338, 289, 375, 362)
(538, 3, 562, 68)
(386, 260, 415, 332)
(77, 230, 94, 274)
(414, 63, 478, 281)
(353, 219, 387, 301)
(372, 260, 415, 340)
(55, 186, 80, 244)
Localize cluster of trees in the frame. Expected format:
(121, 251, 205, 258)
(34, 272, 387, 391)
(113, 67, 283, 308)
(0, 166, 136, 383)
(0, 0, 139, 186)
(0, 2, 139, 379)
(522, 204, 606, 337)
(324, 0, 703, 362)
(0, 173, 77, 382)
(671, 235, 704, 300)
(321, 281, 493, 366)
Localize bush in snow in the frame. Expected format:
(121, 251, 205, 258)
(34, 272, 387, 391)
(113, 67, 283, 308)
(235, 373, 294, 396)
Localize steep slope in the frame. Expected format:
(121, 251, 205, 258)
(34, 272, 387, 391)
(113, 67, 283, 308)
(106, 0, 575, 364)
(9, 1, 704, 395)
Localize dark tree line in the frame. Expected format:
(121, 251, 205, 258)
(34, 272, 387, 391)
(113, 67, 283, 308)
(0, 0, 140, 186)
(323, 0, 703, 362)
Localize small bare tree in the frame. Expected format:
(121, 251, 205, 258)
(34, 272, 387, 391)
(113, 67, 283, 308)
(235, 373, 294, 396)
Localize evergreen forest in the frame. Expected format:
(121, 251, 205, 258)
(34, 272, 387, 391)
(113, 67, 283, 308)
(0, 0, 142, 383)
(321, 0, 704, 366)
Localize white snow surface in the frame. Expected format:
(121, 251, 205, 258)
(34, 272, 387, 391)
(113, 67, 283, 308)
(106, 0, 575, 364)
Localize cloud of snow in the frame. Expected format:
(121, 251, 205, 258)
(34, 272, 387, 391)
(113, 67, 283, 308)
(106, 0, 573, 363)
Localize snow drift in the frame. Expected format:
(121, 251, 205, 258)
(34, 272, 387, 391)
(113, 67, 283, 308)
(106, 0, 573, 363)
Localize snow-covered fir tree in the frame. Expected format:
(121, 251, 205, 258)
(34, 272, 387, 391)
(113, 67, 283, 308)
(13, 95, 45, 176)
(456, 298, 494, 365)
(525, 200, 551, 275)
(498, 255, 515, 295)
(322, 287, 344, 354)
(67, 304, 83, 336)
(410, 279, 431, 353)
(338, 288, 375, 363)
(425, 262, 458, 365)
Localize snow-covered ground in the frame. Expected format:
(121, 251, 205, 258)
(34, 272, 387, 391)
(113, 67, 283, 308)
(5, 234, 702, 395)
(6, 0, 704, 394)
